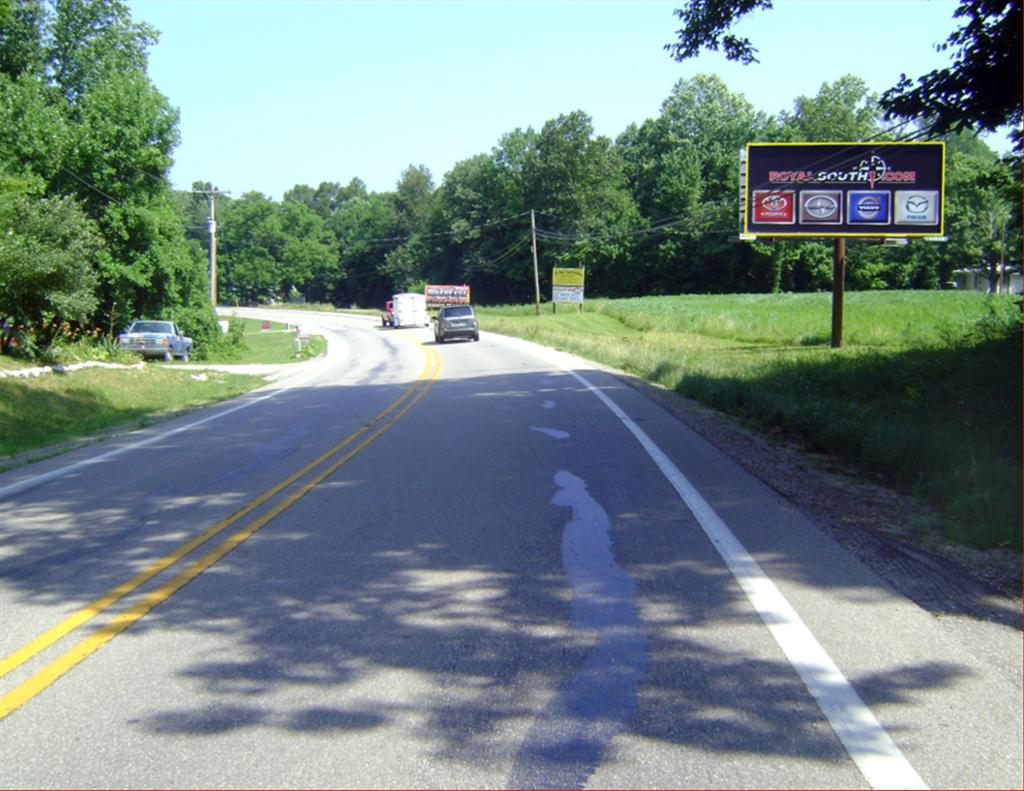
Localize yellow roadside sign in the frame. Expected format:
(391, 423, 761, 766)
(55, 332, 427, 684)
(552, 267, 585, 287)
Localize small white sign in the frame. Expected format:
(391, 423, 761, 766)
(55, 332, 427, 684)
(553, 285, 585, 304)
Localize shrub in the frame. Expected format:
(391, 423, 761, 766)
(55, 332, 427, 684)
(171, 306, 221, 361)
(205, 315, 248, 361)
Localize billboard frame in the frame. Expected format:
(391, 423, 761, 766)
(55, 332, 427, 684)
(742, 142, 946, 240)
(741, 141, 946, 348)
(424, 284, 471, 307)
(551, 267, 586, 312)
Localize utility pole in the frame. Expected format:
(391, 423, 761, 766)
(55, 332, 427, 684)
(531, 209, 541, 316)
(193, 186, 230, 305)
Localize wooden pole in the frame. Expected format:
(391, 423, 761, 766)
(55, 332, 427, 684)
(531, 210, 541, 316)
(831, 237, 846, 348)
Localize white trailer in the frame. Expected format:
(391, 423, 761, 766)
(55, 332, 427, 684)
(390, 292, 428, 328)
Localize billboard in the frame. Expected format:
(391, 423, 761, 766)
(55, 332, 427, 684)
(742, 142, 945, 238)
(424, 284, 471, 306)
(552, 267, 585, 304)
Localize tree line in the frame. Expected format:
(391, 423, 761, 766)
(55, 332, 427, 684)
(2, 0, 1020, 357)
(199, 75, 1020, 310)
(1, 0, 219, 353)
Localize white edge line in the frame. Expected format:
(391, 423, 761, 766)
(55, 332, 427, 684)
(522, 337, 928, 791)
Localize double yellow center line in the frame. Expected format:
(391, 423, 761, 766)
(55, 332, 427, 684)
(1, 341, 441, 719)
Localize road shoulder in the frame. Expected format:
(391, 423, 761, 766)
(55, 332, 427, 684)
(604, 364, 1021, 624)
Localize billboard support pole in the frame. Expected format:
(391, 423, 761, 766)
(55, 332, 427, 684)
(831, 237, 846, 349)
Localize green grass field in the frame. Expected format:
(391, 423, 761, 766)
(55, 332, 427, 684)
(479, 291, 1022, 549)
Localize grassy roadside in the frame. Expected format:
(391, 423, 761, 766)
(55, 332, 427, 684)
(205, 317, 327, 364)
(0, 366, 264, 462)
(0, 317, 323, 466)
(478, 292, 1022, 550)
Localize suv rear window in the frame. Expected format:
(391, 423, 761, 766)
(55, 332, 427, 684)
(443, 306, 474, 318)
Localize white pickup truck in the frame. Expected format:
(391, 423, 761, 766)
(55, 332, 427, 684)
(118, 320, 193, 361)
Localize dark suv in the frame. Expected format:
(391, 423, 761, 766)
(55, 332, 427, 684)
(434, 305, 479, 343)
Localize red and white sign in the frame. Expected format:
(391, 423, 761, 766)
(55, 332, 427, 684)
(425, 284, 471, 306)
(752, 190, 796, 224)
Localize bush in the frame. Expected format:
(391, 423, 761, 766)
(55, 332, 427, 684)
(206, 315, 248, 361)
(28, 325, 138, 365)
(171, 306, 221, 361)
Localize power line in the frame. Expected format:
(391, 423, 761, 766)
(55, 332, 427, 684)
(108, 155, 172, 186)
(462, 235, 533, 273)
(359, 210, 532, 244)
(58, 166, 117, 202)
(534, 215, 698, 244)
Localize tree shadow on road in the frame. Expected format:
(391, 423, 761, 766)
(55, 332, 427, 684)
(0, 370, 1007, 788)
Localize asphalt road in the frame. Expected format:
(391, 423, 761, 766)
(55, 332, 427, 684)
(1, 309, 1020, 789)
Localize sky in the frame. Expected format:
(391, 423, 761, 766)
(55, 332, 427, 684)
(125, 0, 1001, 201)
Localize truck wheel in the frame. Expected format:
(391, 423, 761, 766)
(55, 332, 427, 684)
(162, 350, 172, 362)
(473, 332, 480, 342)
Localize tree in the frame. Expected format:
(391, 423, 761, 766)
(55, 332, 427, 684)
(381, 237, 427, 294)
(940, 133, 1022, 291)
(0, 0, 47, 79)
(519, 111, 643, 296)
(665, 0, 772, 65)
(781, 76, 882, 142)
(278, 198, 338, 301)
(616, 120, 704, 293)
(1, 0, 213, 353)
(329, 193, 398, 307)
(283, 178, 367, 219)
(0, 176, 101, 352)
(217, 192, 336, 305)
(617, 76, 769, 293)
(0, 71, 68, 184)
(425, 152, 529, 304)
(665, 0, 1022, 143)
(393, 164, 434, 236)
(47, 0, 158, 104)
(218, 193, 285, 305)
(50, 67, 206, 324)
(659, 75, 768, 199)
(879, 0, 1022, 144)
